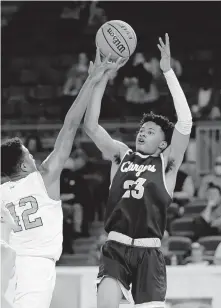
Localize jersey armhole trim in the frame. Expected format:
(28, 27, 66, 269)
(160, 153, 173, 199)
(120, 149, 132, 162)
(135, 152, 149, 158)
(109, 149, 132, 190)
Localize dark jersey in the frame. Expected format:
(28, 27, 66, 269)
(104, 150, 172, 240)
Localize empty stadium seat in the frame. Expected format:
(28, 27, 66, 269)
(56, 85, 64, 97)
(168, 236, 192, 256)
(60, 54, 76, 68)
(170, 217, 194, 238)
(10, 57, 29, 72)
(184, 204, 206, 217)
(1, 104, 15, 118)
(20, 69, 38, 84)
(198, 236, 221, 255)
(58, 253, 89, 266)
(8, 86, 27, 98)
(29, 85, 55, 100)
(189, 199, 207, 206)
(2, 88, 9, 100)
(45, 106, 61, 118)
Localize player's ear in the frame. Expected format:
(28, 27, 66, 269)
(20, 161, 28, 172)
(159, 141, 167, 150)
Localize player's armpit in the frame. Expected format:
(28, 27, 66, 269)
(40, 125, 76, 179)
(165, 127, 190, 169)
(164, 165, 178, 198)
(85, 124, 129, 161)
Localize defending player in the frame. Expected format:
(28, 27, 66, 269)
(0, 51, 117, 308)
(84, 34, 192, 308)
(1, 203, 16, 308)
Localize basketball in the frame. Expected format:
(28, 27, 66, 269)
(95, 20, 137, 61)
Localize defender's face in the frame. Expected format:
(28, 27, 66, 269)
(136, 122, 165, 155)
(22, 146, 37, 171)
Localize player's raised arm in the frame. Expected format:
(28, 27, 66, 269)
(41, 50, 112, 182)
(84, 53, 129, 161)
(157, 34, 192, 168)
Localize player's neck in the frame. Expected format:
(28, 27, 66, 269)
(136, 151, 160, 157)
(9, 171, 32, 182)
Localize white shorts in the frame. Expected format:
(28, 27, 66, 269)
(13, 256, 56, 308)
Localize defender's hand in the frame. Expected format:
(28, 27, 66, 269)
(104, 57, 128, 79)
(88, 48, 127, 83)
(157, 33, 171, 73)
(88, 48, 112, 84)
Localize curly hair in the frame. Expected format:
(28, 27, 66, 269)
(139, 112, 174, 145)
(1, 137, 24, 177)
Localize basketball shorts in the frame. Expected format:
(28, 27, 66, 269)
(96, 239, 167, 307)
(12, 256, 56, 308)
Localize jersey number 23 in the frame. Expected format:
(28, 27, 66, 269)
(122, 177, 146, 199)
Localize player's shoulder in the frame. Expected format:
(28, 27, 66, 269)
(1, 182, 7, 189)
(0, 181, 10, 195)
(120, 147, 133, 161)
(114, 140, 130, 154)
(112, 140, 130, 161)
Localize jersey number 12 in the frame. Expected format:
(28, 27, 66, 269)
(122, 177, 146, 199)
(5, 196, 43, 233)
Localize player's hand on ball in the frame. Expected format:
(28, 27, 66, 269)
(88, 48, 112, 83)
(157, 33, 171, 73)
(104, 57, 127, 79)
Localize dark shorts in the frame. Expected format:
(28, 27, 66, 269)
(97, 240, 167, 305)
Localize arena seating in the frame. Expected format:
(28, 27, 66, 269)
(168, 236, 192, 257)
(189, 199, 207, 206)
(170, 217, 194, 238)
(73, 237, 97, 254)
(59, 221, 104, 266)
(184, 204, 207, 218)
(198, 236, 221, 256)
(58, 253, 90, 266)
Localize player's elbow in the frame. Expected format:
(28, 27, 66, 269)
(84, 123, 99, 137)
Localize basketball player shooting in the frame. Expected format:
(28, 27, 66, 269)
(84, 34, 192, 308)
(0, 51, 121, 308)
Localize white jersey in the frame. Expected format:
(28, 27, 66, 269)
(1, 171, 63, 261)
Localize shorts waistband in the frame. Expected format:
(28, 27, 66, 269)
(107, 231, 161, 248)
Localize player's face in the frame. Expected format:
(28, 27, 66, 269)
(21, 146, 37, 172)
(136, 122, 166, 155)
